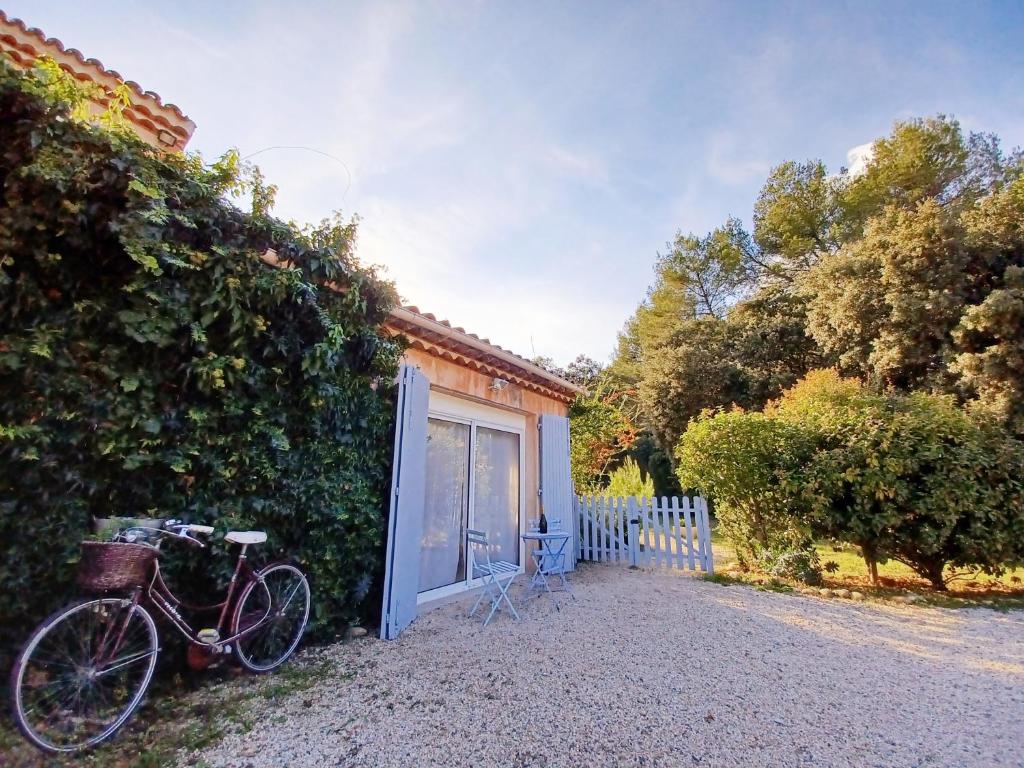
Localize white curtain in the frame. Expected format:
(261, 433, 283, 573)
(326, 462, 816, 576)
(473, 427, 521, 566)
(419, 419, 470, 592)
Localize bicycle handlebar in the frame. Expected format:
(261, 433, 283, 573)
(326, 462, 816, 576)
(163, 520, 213, 537)
(116, 520, 214, 549)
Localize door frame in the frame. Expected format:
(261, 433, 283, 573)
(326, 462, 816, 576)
(417, 396, 527, 605)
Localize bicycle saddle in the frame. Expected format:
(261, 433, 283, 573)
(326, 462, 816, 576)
(225, 531, 267, 545)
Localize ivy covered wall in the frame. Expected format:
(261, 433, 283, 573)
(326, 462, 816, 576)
(0, 59, 401, 668)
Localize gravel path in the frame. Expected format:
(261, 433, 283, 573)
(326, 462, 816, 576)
(192, 564, 1024, 768)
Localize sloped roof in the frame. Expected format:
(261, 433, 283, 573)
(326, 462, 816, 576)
(259, 248, 584, 402)
(388, 305, 585, 403)
(0, 10, 195, 151)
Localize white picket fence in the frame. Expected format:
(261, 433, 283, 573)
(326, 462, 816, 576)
(575, 495, 714, 573)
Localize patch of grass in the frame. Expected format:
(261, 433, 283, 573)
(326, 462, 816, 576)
(702, 571, 794, 594)
(709, 529, 1024, 610)
(702, 572, 743, 587)
(0, 654, 349, 768)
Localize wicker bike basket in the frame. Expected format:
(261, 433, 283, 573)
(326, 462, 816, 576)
(77, 541, 158, 592)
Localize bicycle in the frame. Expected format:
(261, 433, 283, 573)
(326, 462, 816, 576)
(10, 519, 311, 754)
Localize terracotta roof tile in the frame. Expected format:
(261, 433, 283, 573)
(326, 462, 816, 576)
(0, 10, 192, 124)
(0, 10, 195, 149)
(395, 304, 584, 397)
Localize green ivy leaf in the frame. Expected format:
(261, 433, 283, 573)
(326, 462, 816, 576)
(127, 178, 163, 199)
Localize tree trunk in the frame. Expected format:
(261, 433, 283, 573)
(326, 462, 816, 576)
(861, 543, 879, 585)
(925, 561, 947, 591)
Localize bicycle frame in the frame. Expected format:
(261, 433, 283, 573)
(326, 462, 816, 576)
(116, 528, 275, 649)
(144, 547, 273, 648)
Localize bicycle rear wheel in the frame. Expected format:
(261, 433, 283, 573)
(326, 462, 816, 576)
(232, 563, 310, 673)
(11, 597, 159, 753)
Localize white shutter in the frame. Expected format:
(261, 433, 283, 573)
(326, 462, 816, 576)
(539, 414, 575, 572)
(380, 365, 430, 640)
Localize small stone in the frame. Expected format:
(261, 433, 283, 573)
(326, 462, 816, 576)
(349, 626, 368, 638)
(850, 591, 865, 600)
(833, 588, 851, 598)
(818, 588, 832, 597)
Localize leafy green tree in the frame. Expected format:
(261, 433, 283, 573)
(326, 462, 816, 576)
(628, 433, 682, 498)
(753, 160, 843, 279)
(602, 457, 655, 499)
(775, 372, 1024, 588)
(804, 200, 966, 389)
(606, 114, 1024, 517)
(563, 354, 604, 388)
(638, 317, 748, 455)
(799, 241, 885, 379)
(952, 174, 1024, 435)
(842, 117, 1012, 227)
(568, 383, 636, 494)
(725, 284, 824, 404)
(801, 118, 1023, 403)
(659, 218, 755, 318)
(681, 371, 1024, 589)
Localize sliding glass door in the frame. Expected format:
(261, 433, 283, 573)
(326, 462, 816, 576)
(418, 413, 523, 601)
(419, 418, 471, 593)
(473, 427, 521, 567)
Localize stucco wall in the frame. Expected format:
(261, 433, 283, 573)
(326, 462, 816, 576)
(401, 346, 570, 531)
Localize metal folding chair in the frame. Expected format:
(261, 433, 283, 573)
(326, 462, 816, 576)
(467, 529, 520, 627)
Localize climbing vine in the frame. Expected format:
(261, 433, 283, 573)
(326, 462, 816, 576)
(0, 58, 401, 667)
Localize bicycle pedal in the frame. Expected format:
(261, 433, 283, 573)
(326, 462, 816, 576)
(197, 628, 220, 644)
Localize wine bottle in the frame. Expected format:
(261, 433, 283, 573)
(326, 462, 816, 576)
(539, 510, 548, 534)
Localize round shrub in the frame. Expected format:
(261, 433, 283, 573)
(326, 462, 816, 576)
(676, 409, 816, 573)
(759, 548, 823, 586)
(682, 369, 1024, 590)
(782, 377, 1024, 589)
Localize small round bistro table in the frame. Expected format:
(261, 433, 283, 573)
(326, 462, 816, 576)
(521, 530, 574, 597)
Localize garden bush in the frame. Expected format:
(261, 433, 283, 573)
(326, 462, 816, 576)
(0, 59, 401, 671)
(776, 372, 1024, 589)
(678, 369, 1024, 589)
(676, 409, 817, 576)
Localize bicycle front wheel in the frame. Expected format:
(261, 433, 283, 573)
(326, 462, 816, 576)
(11, 597, 159, 753)
(232, 563, 310, 673)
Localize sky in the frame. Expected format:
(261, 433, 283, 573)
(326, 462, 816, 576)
(12, 1, 1024, 364)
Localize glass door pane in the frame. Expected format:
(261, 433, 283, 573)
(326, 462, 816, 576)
(419, 418, 471, 592)
(472, 427, 521, 566)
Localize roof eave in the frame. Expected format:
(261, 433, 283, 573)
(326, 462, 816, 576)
(388, 306, 586, 398)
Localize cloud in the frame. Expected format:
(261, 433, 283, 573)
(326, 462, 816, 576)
(357, 195, 620, 363)
(845, 142, 874, 177)
(665, 180, 732, 238)
(706, 134, 770, 187)
(544, 145, 609, 186)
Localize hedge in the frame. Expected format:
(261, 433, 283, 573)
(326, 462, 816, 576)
(0, 59, 401, 671)
(678, 370, 1024, 588)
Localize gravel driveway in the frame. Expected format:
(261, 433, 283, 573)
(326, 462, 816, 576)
(193, 564, 1024, 768)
